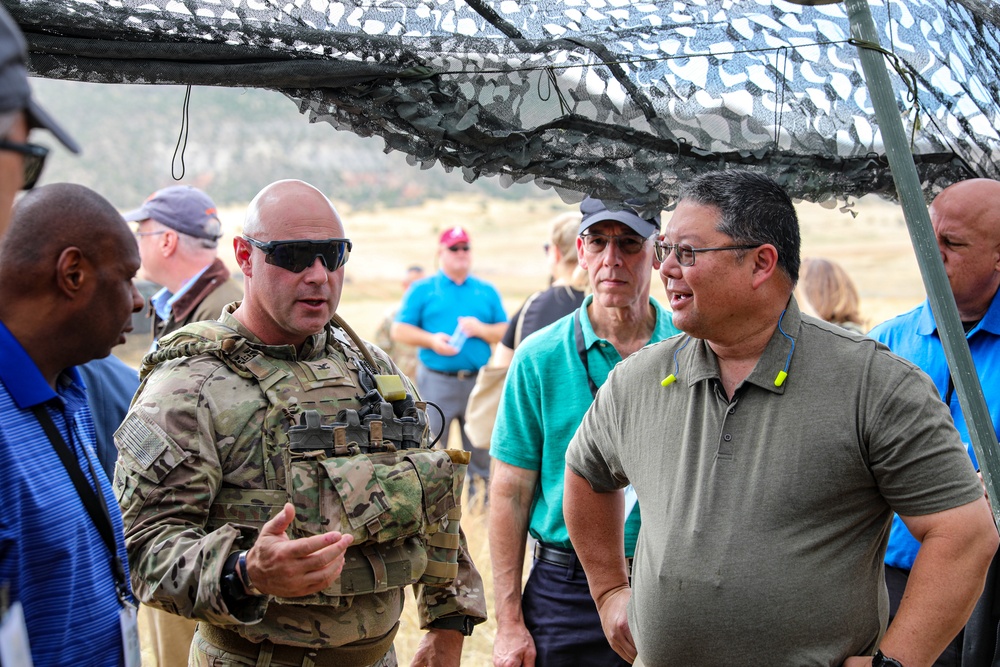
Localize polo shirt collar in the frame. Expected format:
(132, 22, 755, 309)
(0, 319, 83, 409)
(578, 294, 601, 349)
(678, 295, 799, 396)
(916, 288, 1000, 338)
(436, 269, 467, 287)
(577, 294, 668, 350)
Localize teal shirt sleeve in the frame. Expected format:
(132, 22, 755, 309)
(491, 346, 544, 471)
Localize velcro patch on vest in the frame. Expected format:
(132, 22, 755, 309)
(115, 413, 179, 482)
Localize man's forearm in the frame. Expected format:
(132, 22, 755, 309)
(884, 497, 998, 666)
(489, 464, 535, 624)
(563, 466, 629, 602)
(390, 322, 435, 348)
(479, 321, 509, 345)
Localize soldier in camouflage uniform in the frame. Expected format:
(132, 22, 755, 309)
(114, 179, 487, 667)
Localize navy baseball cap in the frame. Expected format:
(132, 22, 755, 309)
(0, 6, 79, 153)
(124, 185, 222, 241)
(579, 197, 660, 237)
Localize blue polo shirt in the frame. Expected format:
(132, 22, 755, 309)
(869, 289, 1000, 570)
(491, 295, 680, 557)
(0, 321, 131, 666)
(396, 270, 506, 373)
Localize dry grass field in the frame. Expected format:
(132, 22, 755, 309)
(123, 192, 927, 666)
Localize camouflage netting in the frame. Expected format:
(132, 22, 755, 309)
(6, 0, 1000, 209)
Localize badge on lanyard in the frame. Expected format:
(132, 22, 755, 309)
(119, 600, 141, 667)
(0, 601, 34, 666)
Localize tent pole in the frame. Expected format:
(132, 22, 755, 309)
(843, 0, 999, 517)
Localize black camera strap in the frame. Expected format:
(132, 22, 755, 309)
(31, 404, 130, 605)
(574, 309, 600, 399)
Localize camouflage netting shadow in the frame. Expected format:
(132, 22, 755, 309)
(8, 0, 1000, 209)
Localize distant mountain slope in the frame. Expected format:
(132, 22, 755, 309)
(30, 78, 544, 210)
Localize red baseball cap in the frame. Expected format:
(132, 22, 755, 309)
(439, 226, 470, 246)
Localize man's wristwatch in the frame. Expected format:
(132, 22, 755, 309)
(428, 615, 475, 636)
(236, 550, 263, 596)
(221, 550, 263, 602)
(872, 649, 904, 667)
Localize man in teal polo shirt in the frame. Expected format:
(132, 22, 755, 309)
(489, 197, 679, 667)
(391, 226, 507, 490)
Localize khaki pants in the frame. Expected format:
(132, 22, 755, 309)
(138, 604, 198, 667)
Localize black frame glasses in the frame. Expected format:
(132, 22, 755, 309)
(654, 241, 762, 266)
(446, 244, 471, 253)
(579, 232, 650, 255)
(243, 236, 353, 273)
(0, 139, 49, 190)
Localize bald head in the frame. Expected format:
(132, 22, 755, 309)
(929, 178, 1000, 320)
(243, 180, 344, 240)
(931, 179, 1000, 240)
(232, 180, 348, 347)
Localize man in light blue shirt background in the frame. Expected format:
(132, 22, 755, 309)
(391, 226, 507, 489)
(870, 178, 1000, 667)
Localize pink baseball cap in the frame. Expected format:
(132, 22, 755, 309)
(439, 226, 470, 246)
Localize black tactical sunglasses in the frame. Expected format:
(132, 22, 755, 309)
(243, 236, 353, 273)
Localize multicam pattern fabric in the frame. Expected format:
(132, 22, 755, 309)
(113, 305, 486, 648)
(9, 0, 1000, 206)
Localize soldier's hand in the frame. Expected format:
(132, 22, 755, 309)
(411, 628, 463, 667)
(246, 503, 354, 598)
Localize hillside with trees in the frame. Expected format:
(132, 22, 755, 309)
(32, 78, 547, 210)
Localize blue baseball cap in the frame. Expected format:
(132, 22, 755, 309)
(124, 185, 222, 241)
(579, 196, 660, 237)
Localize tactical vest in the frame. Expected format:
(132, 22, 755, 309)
(144, 316, 469, 607)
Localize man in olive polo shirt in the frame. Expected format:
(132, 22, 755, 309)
(564, 170, 998, 667)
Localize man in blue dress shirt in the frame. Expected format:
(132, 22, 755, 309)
(870, 178, 1000, 667)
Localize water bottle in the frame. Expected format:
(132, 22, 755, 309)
(448, 323, 468, 350)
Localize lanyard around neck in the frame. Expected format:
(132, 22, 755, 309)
(574, 309, 600, 399)
(32, 404, 131, 605)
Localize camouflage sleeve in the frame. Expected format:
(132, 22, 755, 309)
(414, 525, 488, 628)
(372, 310, 395, 356)
(113, 355, 268, 625)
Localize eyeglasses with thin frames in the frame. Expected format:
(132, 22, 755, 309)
(0, 139, 49, 190)
(654, 241, 762, 266)
(580, 232, 650, 255)
(134, 230, 168, 239)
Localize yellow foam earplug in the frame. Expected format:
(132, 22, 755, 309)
(661, 374, 677, 387)
(774, 370, 788, 387)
